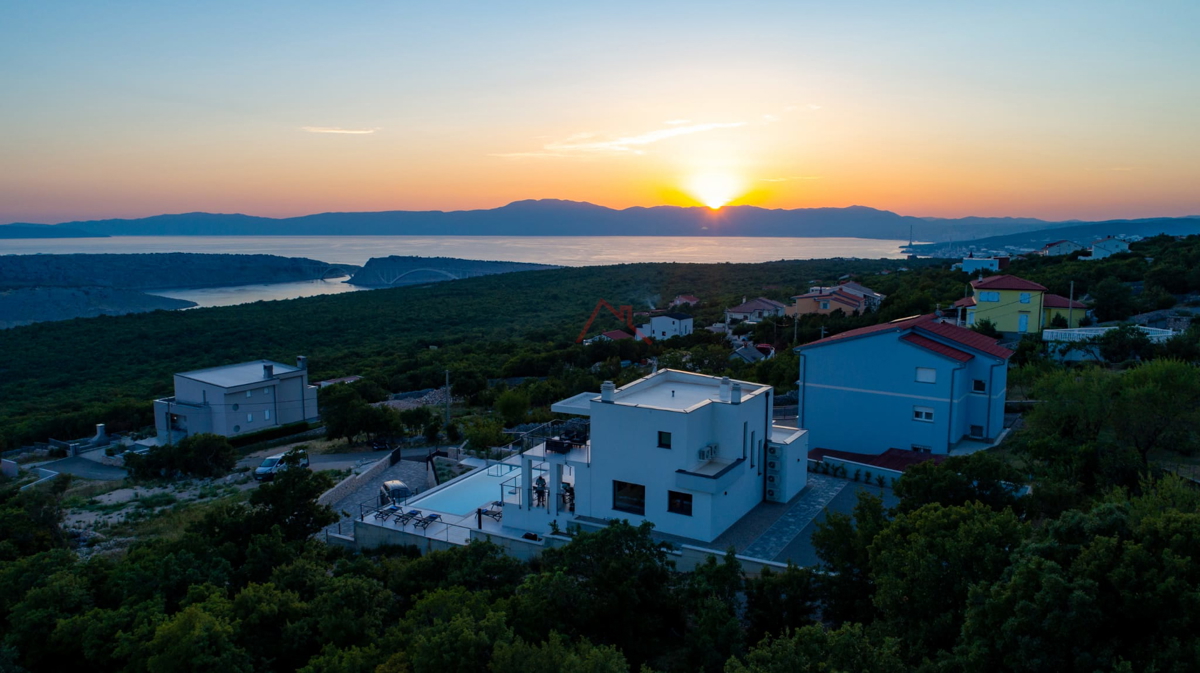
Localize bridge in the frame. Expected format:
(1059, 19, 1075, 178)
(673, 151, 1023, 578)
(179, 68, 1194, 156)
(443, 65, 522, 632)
(346, 256, 558, 288)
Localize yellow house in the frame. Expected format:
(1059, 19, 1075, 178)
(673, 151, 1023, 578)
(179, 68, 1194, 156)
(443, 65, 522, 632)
(1042, 293, 1087, 328)
(954, 275, 1048, 335)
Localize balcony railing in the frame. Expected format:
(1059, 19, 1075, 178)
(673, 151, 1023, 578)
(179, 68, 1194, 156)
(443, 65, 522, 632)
(1043, 326, 1176, 343)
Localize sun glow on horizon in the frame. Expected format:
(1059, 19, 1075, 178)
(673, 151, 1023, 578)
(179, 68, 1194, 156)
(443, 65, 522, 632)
(686, 173, 744, 209)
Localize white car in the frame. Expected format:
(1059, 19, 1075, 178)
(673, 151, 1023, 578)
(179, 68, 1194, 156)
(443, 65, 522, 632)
(254, 451, 310, 482)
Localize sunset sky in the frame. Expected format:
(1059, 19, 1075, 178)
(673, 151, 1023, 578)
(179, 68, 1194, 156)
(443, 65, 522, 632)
(2, 1, 1198, 224)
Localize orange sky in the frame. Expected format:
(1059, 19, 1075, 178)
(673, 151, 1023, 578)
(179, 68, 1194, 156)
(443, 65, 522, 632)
(2, 2, 1198, 224)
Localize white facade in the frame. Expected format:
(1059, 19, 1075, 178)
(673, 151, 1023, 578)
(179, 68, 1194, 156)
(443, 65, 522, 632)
(507, 370, 808, 542)
(961, 257, 1002, 274)
(155, 358, 319, 443)
(1040, 240, 1084, 257)
(637, 313, 694, 340)
(1085, 237, 1130, 260)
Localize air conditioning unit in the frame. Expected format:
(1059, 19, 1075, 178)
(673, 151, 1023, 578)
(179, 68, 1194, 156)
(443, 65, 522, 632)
(697, 447, 712, 461)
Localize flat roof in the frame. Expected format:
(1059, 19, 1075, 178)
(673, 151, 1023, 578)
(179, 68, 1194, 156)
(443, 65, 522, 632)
(177, 360, 301, 388)
(550, 391, 598, 416)
(610, 369, 768, 412)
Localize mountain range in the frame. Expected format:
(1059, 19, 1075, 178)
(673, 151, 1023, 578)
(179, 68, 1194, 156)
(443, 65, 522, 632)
(3, 200, 1199, 244)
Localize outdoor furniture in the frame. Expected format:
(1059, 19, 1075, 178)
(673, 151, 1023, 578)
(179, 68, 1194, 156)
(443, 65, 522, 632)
(414, 513, 441, 529)
(481, 502, 504, 521)
(374, 504, 400, 521)
(396, 509, 421, 525)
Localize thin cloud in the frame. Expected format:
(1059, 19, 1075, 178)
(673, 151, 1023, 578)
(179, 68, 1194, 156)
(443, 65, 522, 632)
(493, 121, 745, 158)
(664, 119, 692, 125)
(762, 114, 780, 123)
(301, 126, 379, 135)
(807, 104, 822, 110)
(759, 176, 822, 182)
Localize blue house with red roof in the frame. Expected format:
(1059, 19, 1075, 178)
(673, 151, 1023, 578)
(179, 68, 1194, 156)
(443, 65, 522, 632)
(795, 314, 1013, 455)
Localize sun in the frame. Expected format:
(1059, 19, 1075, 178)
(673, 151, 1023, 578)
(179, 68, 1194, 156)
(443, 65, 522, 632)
(686, 173, 742, 209)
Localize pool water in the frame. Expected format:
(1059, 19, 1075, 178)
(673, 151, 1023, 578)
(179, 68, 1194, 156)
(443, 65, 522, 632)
(409, 463, 518, 516)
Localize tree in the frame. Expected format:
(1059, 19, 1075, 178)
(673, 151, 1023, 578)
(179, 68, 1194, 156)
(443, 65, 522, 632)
(1049, 312, 1069, 328)
(0, 476, 71, 560)
(810, 492, 889, 626)
(892, 451, 1023, 514)
(246, 459, 338, 542)
(743, 563, 819, 644)
(495, 389, 530, 427)
(971, 318, 1002, 339)
(726, 624, 906, 673)
(870, 502, 1028, 661)
(953, 477, 1200, 673)
(1090, 277, 1136, 322)
(1096, 323, 1154, 363)
(127, 433, 237, 479)
(490, 633, 628, 673)
(144, 603, 253, 673)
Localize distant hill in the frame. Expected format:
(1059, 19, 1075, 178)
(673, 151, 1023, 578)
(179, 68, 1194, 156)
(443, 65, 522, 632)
(0, 200, 1076, 243)
(908, 217, 1200, 255)
(0, 223, 105, 238)
(0, 252, 354, 291)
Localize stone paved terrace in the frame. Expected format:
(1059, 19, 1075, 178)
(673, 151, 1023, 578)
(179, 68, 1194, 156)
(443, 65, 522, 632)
(322, 458, 428, 538)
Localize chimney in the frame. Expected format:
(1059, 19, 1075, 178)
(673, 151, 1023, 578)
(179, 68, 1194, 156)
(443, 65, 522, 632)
(719, 376, 732, 403)
(94, 424, 107, 441)
(601, 381, 615, 403)
(296, 355, 308, 370)
(730, 382, 742, 405)
(263, 363, 274, 379)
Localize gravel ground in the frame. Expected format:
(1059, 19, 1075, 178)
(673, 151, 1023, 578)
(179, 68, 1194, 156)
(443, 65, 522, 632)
(322, 459, 429, 538)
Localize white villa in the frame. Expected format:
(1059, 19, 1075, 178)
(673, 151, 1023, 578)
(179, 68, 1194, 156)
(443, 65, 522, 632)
(348, 370, 808, 553)
(154, 357, 319, 444)
(637, 313, 694, 340)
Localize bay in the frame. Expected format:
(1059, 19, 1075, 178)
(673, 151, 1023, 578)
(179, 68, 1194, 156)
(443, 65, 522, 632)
(2, 235, 909, 308)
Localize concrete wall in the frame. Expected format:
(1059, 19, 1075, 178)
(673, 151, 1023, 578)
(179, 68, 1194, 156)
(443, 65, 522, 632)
(1, 458, 17, 478)
(799, 332, 1008, 454)
(317, 456, 394, 507)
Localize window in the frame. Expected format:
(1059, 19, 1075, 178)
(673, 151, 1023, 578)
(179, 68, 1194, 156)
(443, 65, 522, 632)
(246, 391, 252, 398)
(247, 413, 254, 422)
(1019, 292, 1031, 304)
(233, 425, 241, 433)
(667, 490, 693, 516)
(913, 406, 934, 422)
(979, 291, 1000, 302)
(911, 444, 932, 453)
(657, 431, 672, 449)
(613, 481, 646, 515)
(972, 379, 987, 393)
(820, 301, 830, 310)
(264, 387, 272, 395)
(967, 309, 976, 325)
(264, 409, 271, 420)
(916, 367, 937, 384)
(232, 403, 239, 411)
(970, 425, 985, 438)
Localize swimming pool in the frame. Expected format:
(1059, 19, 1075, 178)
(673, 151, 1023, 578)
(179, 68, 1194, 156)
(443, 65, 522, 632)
(409, 463, 519, 516)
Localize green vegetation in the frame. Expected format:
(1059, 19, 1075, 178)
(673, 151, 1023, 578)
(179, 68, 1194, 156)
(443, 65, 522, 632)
(125, 433, 238, 480)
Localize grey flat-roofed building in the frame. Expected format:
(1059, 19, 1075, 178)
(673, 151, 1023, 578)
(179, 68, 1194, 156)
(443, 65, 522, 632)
(155, 356, 319, 444)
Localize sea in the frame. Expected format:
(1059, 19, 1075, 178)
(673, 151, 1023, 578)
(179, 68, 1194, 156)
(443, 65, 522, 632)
(1, 235, 909, 308)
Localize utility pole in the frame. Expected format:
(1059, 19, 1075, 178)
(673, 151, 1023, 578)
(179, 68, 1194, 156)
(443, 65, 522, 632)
(444, 370, 451, 429)
(820, 326, 827, 340)
(793, 316, 798, 345)
(1068, 280, 1075, 328)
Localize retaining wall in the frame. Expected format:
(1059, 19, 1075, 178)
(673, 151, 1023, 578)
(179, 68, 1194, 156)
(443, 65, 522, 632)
(317, 456, 394, 507)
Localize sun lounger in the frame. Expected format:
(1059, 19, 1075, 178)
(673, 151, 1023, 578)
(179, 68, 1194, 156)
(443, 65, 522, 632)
(373, 504, 400, 521)
(396, 509, 421, 525)
(481, 503, 503, 521)
(413, 513, 441, 529)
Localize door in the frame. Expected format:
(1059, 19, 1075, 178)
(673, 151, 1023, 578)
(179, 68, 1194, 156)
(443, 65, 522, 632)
(1018, 313, 1029, 333)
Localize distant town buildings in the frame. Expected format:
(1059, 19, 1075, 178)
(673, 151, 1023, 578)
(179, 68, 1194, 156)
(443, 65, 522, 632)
(787, 281, 885, 317)
(1084, 236, 1131, 260)
(1038, 240, 1085, 257)
(669, 294, 701, 308)
(155, 357, 319, 444)
(725, 297, 787, 323)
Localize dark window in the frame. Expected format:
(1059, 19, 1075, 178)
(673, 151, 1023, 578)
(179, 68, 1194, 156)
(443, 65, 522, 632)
(972, 379, 987, 393)
(970, 425, 985, 438)
(612, 480, 646, 515)
(668, 490, 693, 516)
(657, 431, 672, 449)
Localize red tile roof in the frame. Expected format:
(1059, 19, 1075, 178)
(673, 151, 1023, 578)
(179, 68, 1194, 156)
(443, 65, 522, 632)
(1042, 293, 1086, 309)
(953, 296, 976, 308)
(970, 274, 1048, 292)
(601, 330, 633, 340)
(797, 313, 1013, 361)
(916, 320, 1014, 360)
(901, 333, 974, 362)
